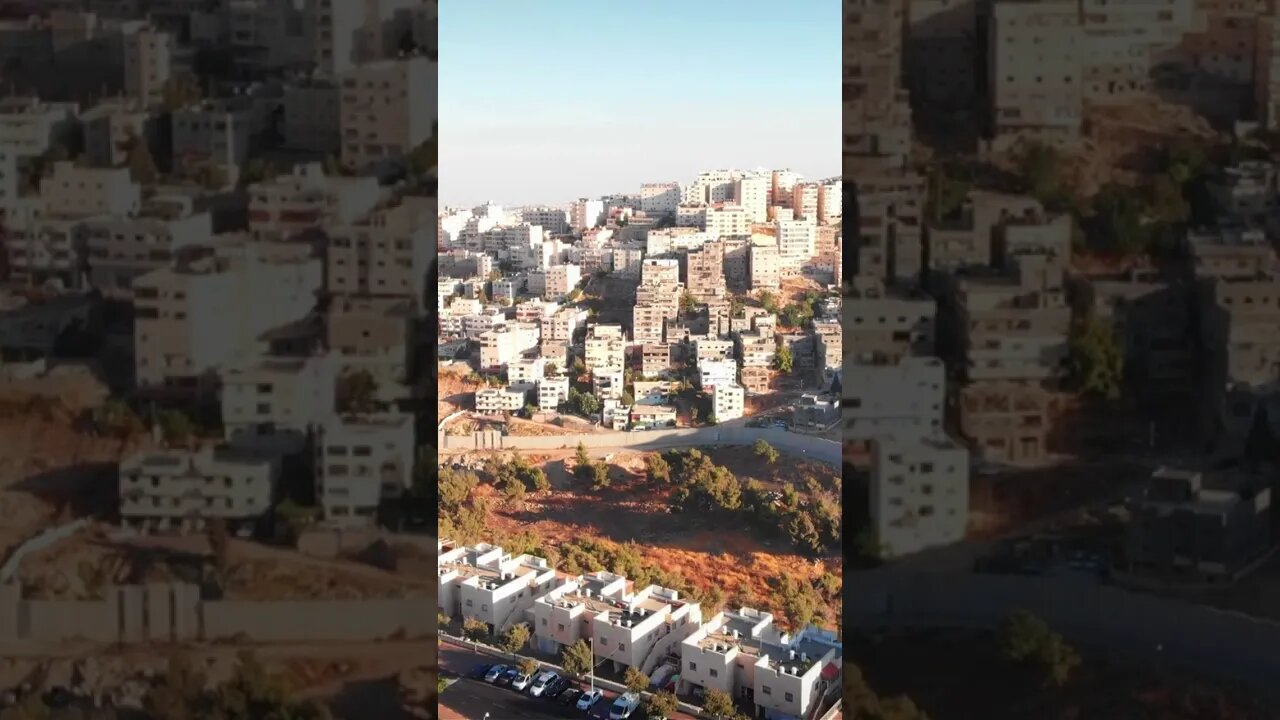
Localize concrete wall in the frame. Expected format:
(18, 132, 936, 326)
(440, 427, 841, 466)
(0, 582, 432, 645)
(848, 572, 1280, 693)
(203, 597, 433, 642)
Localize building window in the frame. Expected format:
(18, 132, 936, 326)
(709, 669, 718, 678)
(558, 623, 565, 631)
(465, 600, 473, 607)
(785, 692, 794, 702)
(762, 686, 771, 695)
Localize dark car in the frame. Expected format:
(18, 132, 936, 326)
(496, 668, 520, 686)
(467, 663, 493, 680)
(543, 676, 572, 699)
(559, 688, 583, 706)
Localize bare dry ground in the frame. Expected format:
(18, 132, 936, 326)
(438, 365, 481, 418)
(478, 447, 842, 627)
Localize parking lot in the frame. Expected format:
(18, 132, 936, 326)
(438, 641, 690, 720)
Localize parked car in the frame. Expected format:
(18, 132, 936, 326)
(467, 663, 493, 680)
(577, 688, 604, 711)
(483, 665, 508, 683)
(543, 676, 572, 699)
(510, 672, 533, 691)
(528, 670, 560, 697)
(609, 692, 640, 719)
(496, 668, 520, 686)
(560, 688, 583, 706)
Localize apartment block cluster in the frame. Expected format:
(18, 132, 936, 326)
(0, 1, 436, 535)
(438, 540, 842, 720)
(437, 167, 841, 430)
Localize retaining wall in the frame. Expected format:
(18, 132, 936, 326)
(203, 597, 433, 642)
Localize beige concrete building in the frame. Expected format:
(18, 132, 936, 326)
(326, 195, 431, 305)
(790, 183, 820, 223)
(315, 413, 414, 526)
(438, 544, 558, 633)
(119, 445, 281, 534)
(684, 240, 726, 300)
(40, 161, 141, 218)
(844, 277, 937, 363)
(79, 195, 214, 298)
(220, 353, 338, 452)
(478, 322, 539, 371)
(171, 98, 255, 184)
(339, 56, 434, 171)
(871, 433, 970, 557)
(846, 0, 913, 173)
(852, 172, 925, 285)
(531, 571, 628, 655)
(958, 380, 1066, 464)
(122, 23, 171, 105)
(988, 0, 1084, 149)
(749, 242, 782, 290)
(80, 99, 155, 168)
(475, 386, 528, 415)
(248, 163, 383, 242)
(591, 584, 703, 674)
(844, 356, 946, 441)
(0, 97, 78, 160)
(326, 296, 415, 391)
(640, 343, 674, 378)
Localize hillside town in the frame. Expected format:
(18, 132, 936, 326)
(0, 1, 436, 718)
(847, 0, 1280, 717)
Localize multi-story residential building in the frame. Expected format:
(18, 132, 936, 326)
(1081, 267, 1194, 397)
(790, 184, 820, 222)
(540, 263, 581, 299)
(698, 358, 738, 390)
(521, 206, 570, 235)
(531, 571, 628, 655)
(282, 79, 342, 154)
(987, 0, 1084, 149)
(571, 198, 604, 232)
(478, 322, 540, 371)
(846, 0, 912, 172)
(326, 296, 415, 391)
(734, 174, 769, 223)
(1198, 272, 1280, 456)
(538, 375, 570, 411)
(813, 321, 841, 373)
(584, 323, 626, 370)
(705, 204, 751, 239)
(906, 0, 978, 110)
(119, 445, 281, 534)
(633, 304, 670, 346)
(40, 161, 141, 218)
(122, 23, 171, 105)
(639, 183, 680, 216)
(476, 386, 528, 415)
(1188, 225, 1276, 279)
(220, 353, 338, 452)
(339, 56, 433, 171)
(171, 98, 255, 184)
(80, 99, 156, 167)
(591, 585, 703, 674)
(928, 191, 1046, 276)
(79, 196, 214, 298)
(776, 219, 817, 267)
(870, 433, 970, 557)
(630, 403, 677, 428)
(680, 608, 840, 720)
(710, 382, 745, 422)
(1125, 466, 1271, 582)
(676, 202, 707, 228)
(851, 171, 925, 285)
(749, 242, 782, 290)
(695, 338, 735, 364)
(248, 163, 384, 242)
(844, 277, 936, 363)
(640, 343, 673, 378)
(844, 357, 946, 441)
(315, 413, 414, 526)
(543, 306, 586, 344)
(958, 380, 1065, 464)
(325, 195, 431, 305)
(817, 179, 842, 225)
(133, 243, 321, 393)
(738, 331, 776, 369)
(684, 240, 726, 300)
(0, 97, 78, 160)
(1209, 161, 1278, 226)
(438, 545, 558, 634)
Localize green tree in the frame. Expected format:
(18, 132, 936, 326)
(703, 688, 736, 719)
(560, 639, 593, 678)
(336, 369, 381, 414)
(1016, 141, 1066, 208)
(437, 610, 449, 630)
(680, 292, 698, 314)
(753, 439, 780, 464)
(1065, 317, 1125, 400)
(644, 690, 679, 720)
(156, 409, 196, 447)
(501, 474, 527, 503)
(517, 657, 540, 677)
(545, 362, 558, 377)
(645, 453, 671, 484)
(274, 500, 318, 543)
(591, 462, 611, 490)
(759, 291, 779, 314)
(143, 653, 208, 720)
(623, 666, 650, 694)
(1091, 183, 1150, 256)
(124, 131, 159, 184)
(998, 610, 1082, 687)
(462, 617, 489, 643)
(161, 71, 202, 111)
(500, 622, 531, 653)
(774, 346, 794, 373)
(439, 468, 480, 513)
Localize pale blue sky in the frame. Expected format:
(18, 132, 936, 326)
(439, 0, 840, 207)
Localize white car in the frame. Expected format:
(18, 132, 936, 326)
(483, 665, 508, 683)
(576, 689, 604, 711)
(528, 670, 559, 697)
(608, 692, 640, 720)
(510, 672, 532, 691)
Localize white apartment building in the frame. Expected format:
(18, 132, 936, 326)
(591, 585, 703, 674)
(817, 179, 842, 224)
(988, 0, 1084, 148)
(220, 353, 338, 453)
(531, 571, 629, 654)
(695, 338, 735, 364)
(325, 195, 431, 305)
(710, 382, 745, 422)
(315, 413, 415, 526)
(543, 306, 586, 343)
(705, 204, 751, 239)
(699, 358, 738, 390)
(0, 97, 78, 159)
(584, 324, 626, 373)
(538, 375, 570, 411)
(478, 323, 540, 371)
(172, 99, 255, 184)
(247, 163, 383, 242)
(734, 174, 769, 223)
(339, 56, 434, 171)
(122, 24, 171, 105)
(476, 386, 528, 415)
(571, 198, 604, 232)
(844, 357, 946, 441)
(676, 203, 707, 228)
(776, 219, 817, 266)
(119, 445, 281, 534)
(521, 207, 570, 234)
(870, 433, 970, 558)
(40, 162, 140, 218)
(640, 182, 681, 216)
(750, 242, 782, 290)
(508, 357, 545, 386)
(132, 243, 322, 392)
(641, 258, 681, 286)
(438, 545, 559, 633)
(537, 263, 581, 299)
(79, 197, 214, 298)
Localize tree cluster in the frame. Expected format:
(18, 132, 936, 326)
(142, 651, 333, 720)
(998, 611, 1082, 688)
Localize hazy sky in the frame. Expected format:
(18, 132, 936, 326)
(439, 0, 840, 208)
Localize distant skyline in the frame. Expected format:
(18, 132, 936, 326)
(439, 0, 840, 207)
